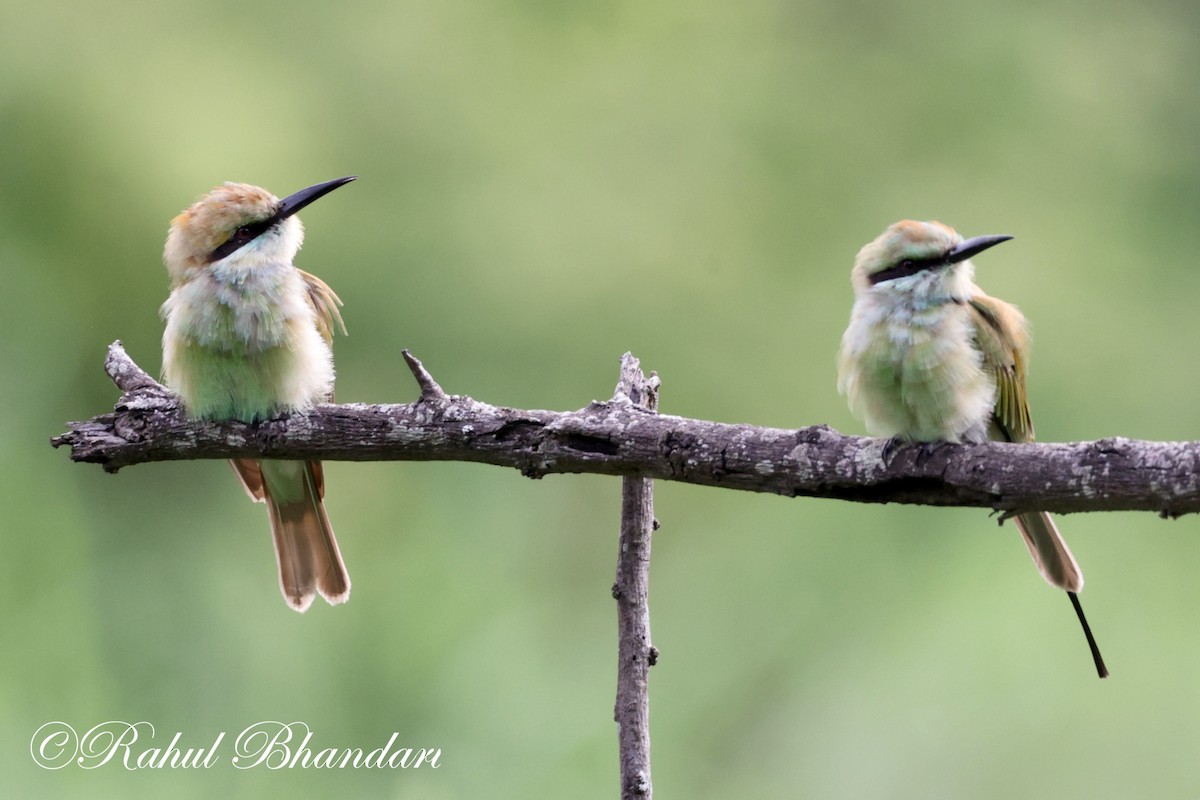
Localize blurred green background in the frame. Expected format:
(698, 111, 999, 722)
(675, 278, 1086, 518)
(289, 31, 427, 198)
(5, 0, 1200, 797)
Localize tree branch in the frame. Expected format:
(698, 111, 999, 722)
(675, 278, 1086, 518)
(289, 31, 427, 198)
(612, 354, 659, 800)
(52, 341, 1200, 518)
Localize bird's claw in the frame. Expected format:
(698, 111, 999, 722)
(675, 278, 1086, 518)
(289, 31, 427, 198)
(880, 436, 905, 467)
(252, 416, 289, 451)
(914, 440, 947, 466)
(881, 438, 948, 467)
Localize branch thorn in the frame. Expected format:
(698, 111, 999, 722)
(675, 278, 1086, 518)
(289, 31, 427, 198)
(402, 349, 449, 402)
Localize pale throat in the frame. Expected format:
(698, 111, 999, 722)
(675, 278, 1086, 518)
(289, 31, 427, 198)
(873, 262, 972, 311)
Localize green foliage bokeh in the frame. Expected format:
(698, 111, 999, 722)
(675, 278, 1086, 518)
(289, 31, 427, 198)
(4, 0, 1200, 797)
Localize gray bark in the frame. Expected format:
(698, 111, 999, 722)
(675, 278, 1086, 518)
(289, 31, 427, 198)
(52, 341, 1200, 518)
(612, 355, 658, 800)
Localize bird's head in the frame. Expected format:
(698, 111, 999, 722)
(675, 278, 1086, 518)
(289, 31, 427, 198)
(164, 176, 355, 282)
(851, 219, 1011, 296)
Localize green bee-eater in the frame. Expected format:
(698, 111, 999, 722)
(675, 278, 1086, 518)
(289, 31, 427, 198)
(837, 219, 1107, 677)
(161, 177, 355, 612)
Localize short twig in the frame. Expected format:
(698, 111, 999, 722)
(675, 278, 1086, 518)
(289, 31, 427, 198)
(401, 348, 449, 402)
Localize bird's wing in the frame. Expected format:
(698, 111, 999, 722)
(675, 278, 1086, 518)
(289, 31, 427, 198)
(970, 293, 1088, 597)
(298, 268, 347, 344)
(968, 292, 1034, 443)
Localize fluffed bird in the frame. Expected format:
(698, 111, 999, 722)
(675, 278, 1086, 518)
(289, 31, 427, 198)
(837, 219, 1107, 678)
(161, 177, 356, 612)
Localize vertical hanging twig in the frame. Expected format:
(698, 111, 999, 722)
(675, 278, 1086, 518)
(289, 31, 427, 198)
(612, 353, 660, 799)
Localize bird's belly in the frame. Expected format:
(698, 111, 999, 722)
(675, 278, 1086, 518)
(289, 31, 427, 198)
(852, 318, 994, 442)
(165, 339, 327, 421)
(162, 283, 333, 422)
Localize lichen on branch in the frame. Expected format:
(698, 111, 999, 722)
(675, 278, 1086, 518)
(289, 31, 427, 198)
(51, 341, 1200, 518)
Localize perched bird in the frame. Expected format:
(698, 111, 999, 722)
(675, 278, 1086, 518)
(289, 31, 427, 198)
(161, 177, 356, 612)
(837, 219, 1107, 678)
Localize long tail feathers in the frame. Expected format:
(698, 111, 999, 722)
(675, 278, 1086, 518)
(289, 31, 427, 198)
(233, 459, 350, 612)
(1014, 511, 1107, 678)
(1013, 511, 1082, 592)
(1068, 591, 1109, 679)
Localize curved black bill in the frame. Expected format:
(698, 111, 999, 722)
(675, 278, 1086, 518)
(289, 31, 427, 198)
(272, 176, 357, 224)
(946, 234, 1013, 264)
(207, 176, 357, 263)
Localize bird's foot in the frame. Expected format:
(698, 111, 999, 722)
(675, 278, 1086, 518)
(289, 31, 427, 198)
(251, 416, 290, 452)
(881, 438, 948, 467)
(880, 436, 906, 467)
(913, 440, 948, 466)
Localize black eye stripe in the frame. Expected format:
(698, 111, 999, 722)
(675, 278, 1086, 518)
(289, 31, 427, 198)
(867, 253, 947, 285)
(207, 219, 275, 263)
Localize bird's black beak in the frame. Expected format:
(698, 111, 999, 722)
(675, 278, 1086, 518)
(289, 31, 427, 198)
(946, 234, 1013, 264)
(207, 176, 357, 263)
(271, 176, 357, 225)
(207, 175, 355, 262)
